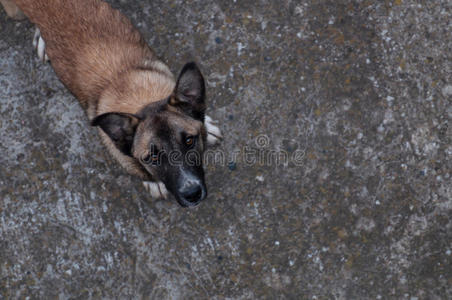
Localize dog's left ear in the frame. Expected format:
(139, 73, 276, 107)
(170, 62, 206, 121)
(91, 112, 141, 156)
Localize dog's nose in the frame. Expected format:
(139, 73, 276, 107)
(180, 184, 204, 204)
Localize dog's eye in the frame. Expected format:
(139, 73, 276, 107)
(185, 136, 195, 147)
(150, 154, 159, 164)
(141, 152, 159, 165)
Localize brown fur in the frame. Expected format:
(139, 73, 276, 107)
(10, 0, 178, 179)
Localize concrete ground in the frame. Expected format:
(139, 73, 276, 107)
(1, 0, 451, 298)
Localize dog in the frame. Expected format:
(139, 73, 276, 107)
(0, 0, 222, 207)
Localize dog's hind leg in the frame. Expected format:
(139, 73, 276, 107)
(0, 0, 25, 20)
(142, 181, 169, 200)
(205, 115, 223, 146)
(1, 0, 48, 62)
(32, 28, 49, 62)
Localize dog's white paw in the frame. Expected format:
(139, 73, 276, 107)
(32, 28, 49, 63)
(142, 181, 168, 199)
(205, 115, 223, 146)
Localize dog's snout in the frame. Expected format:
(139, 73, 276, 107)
(180, 184, 204, 204)
(173, 170, 207, 207)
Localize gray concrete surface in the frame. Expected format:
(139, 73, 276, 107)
(1, 0, 451, 298)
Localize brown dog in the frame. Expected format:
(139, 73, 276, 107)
(1, 0, 222, 207)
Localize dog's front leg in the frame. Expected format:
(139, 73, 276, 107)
(205, 115, 223, 146)
(142, 181, 169, 199)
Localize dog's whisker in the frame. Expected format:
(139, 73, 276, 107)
(207, 131, 223, 140)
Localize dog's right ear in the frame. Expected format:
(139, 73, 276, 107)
(169, 62, 206, 121)
(91, 113, 141, 156)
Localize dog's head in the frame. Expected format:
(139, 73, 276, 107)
(92, 62, 208, 207)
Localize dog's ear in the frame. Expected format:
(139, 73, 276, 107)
(91, 112, 141, 156)
(169, 62, 206, 121)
